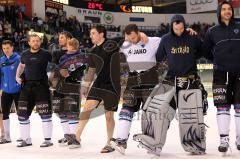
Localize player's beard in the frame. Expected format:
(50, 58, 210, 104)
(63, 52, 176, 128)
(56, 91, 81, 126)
(31, 45, 40, 51)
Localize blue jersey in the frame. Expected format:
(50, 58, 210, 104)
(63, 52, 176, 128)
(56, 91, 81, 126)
(0, 52, 21, 93)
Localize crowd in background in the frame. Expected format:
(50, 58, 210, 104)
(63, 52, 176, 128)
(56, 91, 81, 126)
(0, 4, 215, 55)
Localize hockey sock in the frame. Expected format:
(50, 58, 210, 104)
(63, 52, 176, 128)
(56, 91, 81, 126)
(18, 117, 30, 141)
(3, 119, 10, 140)
(60, 118, 70, 135)
(235, 108, 240, 137)
(68, 120, 78, 134)
(117, 108, 134, 139)
(41, 115, 53, 141)
(217, 107, 230, 137)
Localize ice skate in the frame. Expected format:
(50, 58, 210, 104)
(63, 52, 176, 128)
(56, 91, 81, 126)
(218, 136, 230, 156)
(110, 138, 127, 155)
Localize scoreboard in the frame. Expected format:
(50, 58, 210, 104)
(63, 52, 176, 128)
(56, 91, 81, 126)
(69, 1, 153, 13)
(69, 1, 116, 11)
(48, 0, 186, 14)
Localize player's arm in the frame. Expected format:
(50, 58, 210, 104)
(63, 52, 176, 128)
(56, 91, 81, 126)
(139, 32, 149, 44)
(201, 29, 214, 61)
(83, 67, 95, 86)
(156, 37, 166, 63)
(16, 63, 25, 84)
(48, 51, 57, 80)
(58, 54, 70, 78)
(80, 51, 97, 98)
(155, 37, 168, 79)
(194, 36, 204, 59)
(81, 67, 96, 98)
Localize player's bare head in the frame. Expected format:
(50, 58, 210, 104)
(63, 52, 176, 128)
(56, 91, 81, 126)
(2, 40, 14, 56)
(67, 38, 79, 52)
(90, 25, 106, 45)
(59, 31, 73, 47)
(124, 24, 140, 44)
(28, 34, 41, 51)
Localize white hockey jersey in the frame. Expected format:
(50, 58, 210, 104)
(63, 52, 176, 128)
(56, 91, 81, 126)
(120, 37, 161, 72)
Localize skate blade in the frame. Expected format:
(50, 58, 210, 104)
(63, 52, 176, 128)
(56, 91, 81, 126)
(17, 143, 32, 147)
(59, 143, 68, 147)
(220, 150, 231, 157)
(0, 140, 12, 144)
(190, 151, 206, 155)
(221, 152, 228, 157)
(110, 141, 125, 155)
(69, 145, 81, 149)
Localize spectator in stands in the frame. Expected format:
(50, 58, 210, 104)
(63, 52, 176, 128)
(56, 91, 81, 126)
(0, 20, 3, 35)
(32, 13, 39, 23)
(3, 21, 12, 37)
(19, 4, 26, 17)
(0, 3, 215, 53)
(0, 5, 4, 18)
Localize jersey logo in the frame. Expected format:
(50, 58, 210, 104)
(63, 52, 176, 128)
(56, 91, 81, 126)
(171, 46, 190, 54)
(30, 57, 38, 61)
(128, 49, 147, 55)
(0, 61, 15, 68)
(128, 49, 133, 56)
(234, 29, 239, 34)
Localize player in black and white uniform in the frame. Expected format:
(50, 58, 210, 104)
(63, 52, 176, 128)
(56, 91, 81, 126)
(110, 24, 161, 154)
(16, 34, 53, 147)
(49, 31, 77, 146)
(202, 1, 240, 153)
(56, 38, 87, 147)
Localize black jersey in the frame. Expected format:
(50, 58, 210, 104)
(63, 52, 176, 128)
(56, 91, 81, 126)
(21, 49, 52, 81)
(52, 49, 67, 65)
(88, 40, 121, 93)
(202, 2, 240, 72)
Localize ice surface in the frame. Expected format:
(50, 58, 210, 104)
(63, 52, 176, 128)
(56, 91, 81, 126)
(1, 98, 240, 159)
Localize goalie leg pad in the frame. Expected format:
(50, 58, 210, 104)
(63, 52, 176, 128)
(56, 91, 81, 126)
(133, 84, 176, 153)
(178, 89, 206, 154)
